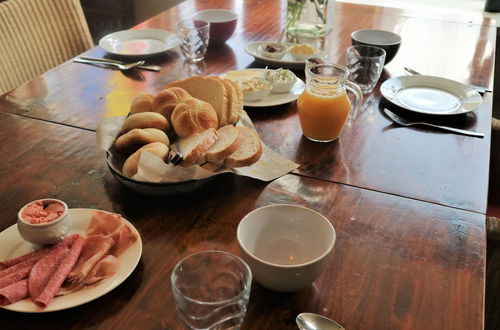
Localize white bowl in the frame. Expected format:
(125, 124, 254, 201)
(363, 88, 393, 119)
(237, 204, 336, 292)
(258, 43, 288, 59)
(17, 199, 72, 245)
(193, 9, 237, 44)
(264, 69, 297, 94)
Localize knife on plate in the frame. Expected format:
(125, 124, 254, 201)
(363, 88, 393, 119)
(403, 67, 492, 93)
(78, 56, 161, 72)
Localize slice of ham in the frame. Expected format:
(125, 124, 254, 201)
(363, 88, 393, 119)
(34, 235, 85, 308)
(66, 235, 114, 283)
(0, 280, 28, 306)
(85, 210, 123, 236)
(0, 265, 31, 289)
(83, 255, 120, 285)
(107, 224, 137, 257)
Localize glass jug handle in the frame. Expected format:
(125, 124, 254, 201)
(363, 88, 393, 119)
(344, 80, 363, 125)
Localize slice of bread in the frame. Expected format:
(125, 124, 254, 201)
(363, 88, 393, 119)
(224, 127, 262, 168)
(223, 78, 243, 124)
(203, 125, 242, 164)
(177, 128, 219, 166)
(167, 76, 230, 127)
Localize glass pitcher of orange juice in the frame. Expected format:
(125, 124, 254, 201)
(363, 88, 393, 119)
(297, 63, 362, 142)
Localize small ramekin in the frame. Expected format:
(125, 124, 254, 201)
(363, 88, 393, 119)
(17, 199, 72, 246)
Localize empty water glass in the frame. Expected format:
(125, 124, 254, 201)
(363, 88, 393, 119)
(171, 250, 252, 329)
(176, 18, 210, 63)
(346, 45, 386, 93)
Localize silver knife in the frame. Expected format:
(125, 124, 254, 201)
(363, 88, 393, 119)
(403, 67, 492, 93)
(78, 56, 161, 72)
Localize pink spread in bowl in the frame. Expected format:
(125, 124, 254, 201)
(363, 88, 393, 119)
(17, 199, 71, 245)
(20, 200, 65, 224)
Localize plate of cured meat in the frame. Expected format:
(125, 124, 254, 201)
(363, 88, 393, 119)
(0, 208, 142, 312)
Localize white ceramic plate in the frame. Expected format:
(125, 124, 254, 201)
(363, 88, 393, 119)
(244, 41, 325, 69)
(99, 29, 178, 57)
(0, 208, 142, 313)
(380, 75, 482, 115)
(222, 69, 305, 107)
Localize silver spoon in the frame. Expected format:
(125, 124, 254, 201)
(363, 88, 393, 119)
(384, 108, 484, 138)
(296, 313, 345, 330)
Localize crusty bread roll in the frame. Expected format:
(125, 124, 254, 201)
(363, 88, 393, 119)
(121, 112, 169, 133)
(204, 125, 241, 164)
(177, 128, 219, 166)
(130, 93, 154, 114)
(152, 87, 191, 123)
(171, 97, 218, 138)
(115, 128, 169, 154)
(122, 142, 169, 178)
(167, 76, 234, 127)
(224, 126, 262, 168)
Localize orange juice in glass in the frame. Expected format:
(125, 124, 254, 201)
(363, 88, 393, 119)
(298, 64, 362, 142)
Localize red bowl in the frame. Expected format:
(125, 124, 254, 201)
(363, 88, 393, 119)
(194, 9, 237, 44)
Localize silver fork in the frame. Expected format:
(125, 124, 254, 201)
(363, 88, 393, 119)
(383, 108, 484, 138)
(73, 58, 145, 70)
(79, 56, 161, 72)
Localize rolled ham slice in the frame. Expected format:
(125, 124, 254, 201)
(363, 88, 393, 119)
(66, 235, 114, 283)
(84, 255, 119, 285)
(85, 210, 123, 236)
(0, 280, 28, 306)
(34, 235, 85, 308)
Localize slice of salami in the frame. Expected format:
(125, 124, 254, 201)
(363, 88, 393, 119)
(35, 235, 86, 308)
(0, 245, 54, 270)
(28, 243, 70, 300)
(0, 279, 28, 306)
(0, 265, 31, 289)
(0, 257, 40, 279)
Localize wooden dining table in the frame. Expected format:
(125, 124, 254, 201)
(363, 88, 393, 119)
(0, 0, 494, 329)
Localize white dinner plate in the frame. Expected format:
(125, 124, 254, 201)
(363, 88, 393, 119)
(244, 41, 325, 69)
(222, 69, 305, 107)
(99, 29, 178, 57)
(380, 75, 482, 115)
(0, 208, 142, 313)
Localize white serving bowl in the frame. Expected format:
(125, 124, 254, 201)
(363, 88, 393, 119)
(17, 199, 72, 245)
(237, 204, 336, 292)
(264, 69, 297, 94)
(258, 43, 288, 59)
(193, 9, 237, 44)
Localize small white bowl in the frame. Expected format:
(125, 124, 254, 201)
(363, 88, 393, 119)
(237, 204, 336, 292)
(243, 87, 271, 102)
(289, 44, 319, 61)
(258, 43, 288, 59)
(17, 199, 72, 245)
(264, 69, 297, 94)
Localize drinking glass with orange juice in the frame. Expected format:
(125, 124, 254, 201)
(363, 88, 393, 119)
(298, 63, 362, 142)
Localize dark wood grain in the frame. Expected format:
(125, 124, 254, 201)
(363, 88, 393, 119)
(0, 113, 485, 329)
(0, 0, 493, 213)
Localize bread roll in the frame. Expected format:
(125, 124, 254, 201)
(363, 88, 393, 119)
(171, 97, 218, 138)
(224, 127, 262, 168)
(167, 76, 233, 127)
(152, 87, 191, 122)
(122, 142, 169, 178)
(115, 128, 169, 154)
(121, 112, 169, 133)
(130, 93, 154, 114)
(177, 128, 219, 166)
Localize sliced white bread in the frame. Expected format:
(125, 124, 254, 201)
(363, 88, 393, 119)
(167, 76, 230, 127)
(224, 126, 262, 168)
(213, 76, 241, 126)
(177, 128, 219, 166)
(203, 125, 242, 164)
(223, 78, 243, 124)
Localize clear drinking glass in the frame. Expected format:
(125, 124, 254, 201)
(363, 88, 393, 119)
(346, 45, 386, 93)
(176, 18, 210, 63)
(171, 250, 252, 329)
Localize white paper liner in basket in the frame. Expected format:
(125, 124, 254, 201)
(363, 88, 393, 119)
(97, 112, 300, 182)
